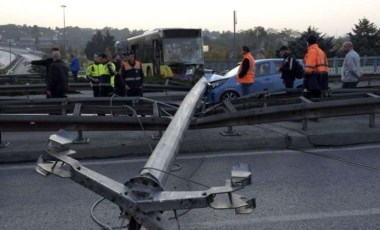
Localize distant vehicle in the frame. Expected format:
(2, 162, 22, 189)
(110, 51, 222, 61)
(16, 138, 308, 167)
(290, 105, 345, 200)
(114, 40, 128, 56)
(126, 28, 204, 80)
(205, 58, 304, 103)
(25, 47, 34, 53)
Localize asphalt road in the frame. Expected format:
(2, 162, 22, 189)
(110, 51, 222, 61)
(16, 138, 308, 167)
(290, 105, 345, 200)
(0, 47, 43, 75)
(1, 144, 380, 230)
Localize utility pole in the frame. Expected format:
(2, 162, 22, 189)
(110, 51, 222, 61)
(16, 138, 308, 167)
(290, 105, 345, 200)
(233, 10, 237, 63)
(8, 39, 12, 65)
(61, 5, 67, 55)
(256, 29, 259, 53)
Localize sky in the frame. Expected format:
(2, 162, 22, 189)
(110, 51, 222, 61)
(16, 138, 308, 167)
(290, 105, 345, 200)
(1, 0, 379, 37)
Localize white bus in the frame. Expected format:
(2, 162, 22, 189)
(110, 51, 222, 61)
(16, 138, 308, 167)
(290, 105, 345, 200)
(126, 28, 204, 80)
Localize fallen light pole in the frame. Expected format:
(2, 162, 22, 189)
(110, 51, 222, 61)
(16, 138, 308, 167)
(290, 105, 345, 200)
(35, 77, 255, 229)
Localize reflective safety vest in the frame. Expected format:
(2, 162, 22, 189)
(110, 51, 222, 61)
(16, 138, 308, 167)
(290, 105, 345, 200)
(122, 61, 143, 88)
(86, 63, 102, 81)
(237, 53, 255, 84)
(99, 62, 116, 88)
(304, 44, 329, 75)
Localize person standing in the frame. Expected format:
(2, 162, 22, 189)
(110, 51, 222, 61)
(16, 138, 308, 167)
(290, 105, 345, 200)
(279, 45, 297, 89)
(341, 41, 362, 88)
(70, 54, 80, 82)
(46, 50, 69, 98)
(237, 46, 255, 96)
(98, 53, 116, 97)
(303, 35, 329, 98)
(112, 54, 126, 96)
(120, 50, 144, 97)
(25, 47, 60, 82)
(86, 53, 102, 97)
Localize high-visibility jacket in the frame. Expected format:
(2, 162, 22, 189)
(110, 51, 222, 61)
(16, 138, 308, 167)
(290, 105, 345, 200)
(121, 61, 144, 89)
(304, 44, 329, 75)
(99, 62, 116, 88)
(304, 44, 329, 92)
(86, 63, 102, 85)
(237, 53, 255, 84)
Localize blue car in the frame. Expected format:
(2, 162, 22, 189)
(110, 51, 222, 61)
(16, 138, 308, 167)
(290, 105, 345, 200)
(205, 58, 304, 103)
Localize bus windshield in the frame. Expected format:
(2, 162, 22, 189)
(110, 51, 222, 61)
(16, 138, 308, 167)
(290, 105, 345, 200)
(163, 38, 203, 65)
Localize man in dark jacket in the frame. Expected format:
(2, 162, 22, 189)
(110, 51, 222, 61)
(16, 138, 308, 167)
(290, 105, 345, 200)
(25, 47, 60, 82)
(47, 50, 69, 98)
(112, 54, 126, 96)
(120, 50, 144, 97)
(279, 45, 297, 89)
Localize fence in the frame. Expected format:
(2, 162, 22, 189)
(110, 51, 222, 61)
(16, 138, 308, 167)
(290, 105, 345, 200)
(205, 56, 380, 76)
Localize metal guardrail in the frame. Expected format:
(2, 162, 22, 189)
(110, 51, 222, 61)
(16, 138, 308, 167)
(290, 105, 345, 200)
(0, 96, 182, 115)
(4, 55, 24, 75)
(0, 82, 191, 94)
(196, 94, 380, 130)
(0, 73, 42, 81)
(1, 89, 380, 132)
(1, 74, 379, 95)
(205, 56, 380, 76)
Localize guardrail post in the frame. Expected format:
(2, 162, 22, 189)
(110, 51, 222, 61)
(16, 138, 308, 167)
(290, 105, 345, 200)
(300, 96, 314, 131)
(368, 77, 372, 87)
(61, 100, 67, 115)
(151, 102, 163, 140)
(164, 78, 169, 95)
(0, 131, 10, 148)
(367, 93, 378, 128)
(302, 119, 308, 131)
(221, 125, 241, 136)
(72, 103, 90, 144)
(369, 114, 376, 128)
(220, 100, 240, 136)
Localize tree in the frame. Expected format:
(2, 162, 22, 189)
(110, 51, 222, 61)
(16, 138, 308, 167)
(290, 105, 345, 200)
(333, 35, 350, 57)
(348, 18, 380, 56)
(84, 30, 116, 60)
(288, 26, 335, 58)
(103, 30, 116, 56)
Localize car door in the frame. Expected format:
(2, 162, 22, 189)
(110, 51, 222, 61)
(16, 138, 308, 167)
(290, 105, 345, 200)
(250, 61, 274, 93)
(271, 60, 286, 90)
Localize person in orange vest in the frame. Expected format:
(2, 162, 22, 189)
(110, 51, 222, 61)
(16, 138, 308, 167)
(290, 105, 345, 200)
(304, 35, 329, 98)
(120, 50, 144, 97)
(237, 46, 255, 96)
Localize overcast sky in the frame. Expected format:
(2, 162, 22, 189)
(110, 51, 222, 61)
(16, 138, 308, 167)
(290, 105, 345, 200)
(1, 0, 379, 37)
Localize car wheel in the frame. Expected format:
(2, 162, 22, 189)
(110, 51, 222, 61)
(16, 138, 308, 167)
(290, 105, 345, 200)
(220, 90, 240, 101)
